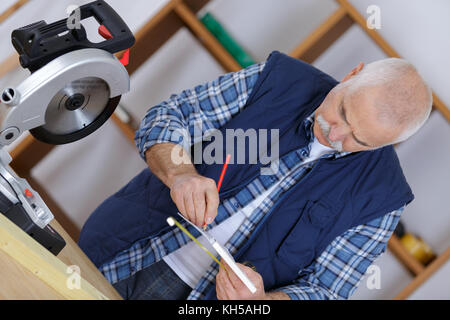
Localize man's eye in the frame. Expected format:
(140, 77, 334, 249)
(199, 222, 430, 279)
(340, 105, 346, 122)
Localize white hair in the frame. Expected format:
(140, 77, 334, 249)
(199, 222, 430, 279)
(343, 58, 433, 146)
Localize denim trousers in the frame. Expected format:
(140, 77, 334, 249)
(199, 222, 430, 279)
(112, 259, 192, 300)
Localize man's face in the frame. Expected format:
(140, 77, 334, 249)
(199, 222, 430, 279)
(313, 85, 401, 153)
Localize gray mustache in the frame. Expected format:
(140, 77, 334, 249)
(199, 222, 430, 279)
(316, 115, 343, 152)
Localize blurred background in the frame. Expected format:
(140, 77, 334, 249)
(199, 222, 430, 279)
(0, 0, 448, 299)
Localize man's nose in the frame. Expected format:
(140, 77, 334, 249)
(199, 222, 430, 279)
(328, 125, 351, 142)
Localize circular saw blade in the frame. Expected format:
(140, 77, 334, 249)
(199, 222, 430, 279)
(30, 77, 121, 145)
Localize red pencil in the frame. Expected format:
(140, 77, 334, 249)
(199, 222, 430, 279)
(203, 154, 231, 230)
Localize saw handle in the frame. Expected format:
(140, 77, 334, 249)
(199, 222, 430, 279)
(11, 0, 135, 72)
(80, 0, 135, 52)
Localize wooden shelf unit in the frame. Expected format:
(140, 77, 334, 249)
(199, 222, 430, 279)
(0, 0, 448, 300)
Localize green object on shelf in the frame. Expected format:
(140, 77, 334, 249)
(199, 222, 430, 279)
(201, 12, 256, 68)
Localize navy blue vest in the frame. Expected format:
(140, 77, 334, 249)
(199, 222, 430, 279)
(79, 52, 414, 299)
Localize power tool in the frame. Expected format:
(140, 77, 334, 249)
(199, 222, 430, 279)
(0, 0, 135, 255)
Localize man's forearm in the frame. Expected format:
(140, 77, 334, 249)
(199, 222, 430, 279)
(145, 143, 196, 189)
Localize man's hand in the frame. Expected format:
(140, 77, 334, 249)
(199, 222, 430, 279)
(216, 261, 266, 300)
(216, 260, 291, 300)
(145, 143, 220, 227)
(169, 172, 219, 227)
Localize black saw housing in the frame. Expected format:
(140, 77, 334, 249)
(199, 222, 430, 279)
(11, 0, 135, 73)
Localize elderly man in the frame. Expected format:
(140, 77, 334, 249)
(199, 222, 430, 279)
(79, 51, 432, 300)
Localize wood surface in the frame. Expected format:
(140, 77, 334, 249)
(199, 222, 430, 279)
(0, 213, 121, 299)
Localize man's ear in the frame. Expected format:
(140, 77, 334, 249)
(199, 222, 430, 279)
(341, 62, 365, 82)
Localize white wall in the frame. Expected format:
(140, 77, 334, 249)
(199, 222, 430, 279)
(0, 0, 448, 299)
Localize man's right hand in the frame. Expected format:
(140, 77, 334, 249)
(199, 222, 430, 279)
(145, 143, 220, 227)
(169, 173, 220, 227)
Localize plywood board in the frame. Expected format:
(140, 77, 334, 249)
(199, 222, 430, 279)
(0, 213, 121, 300)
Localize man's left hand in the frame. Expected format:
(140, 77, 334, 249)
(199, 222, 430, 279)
(216, 261, 266, 300)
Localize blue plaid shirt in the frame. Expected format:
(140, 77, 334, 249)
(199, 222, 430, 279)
(101, 62, 404, 300)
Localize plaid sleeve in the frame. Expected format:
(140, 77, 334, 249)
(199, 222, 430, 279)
(274, 206, 405, 300)
(134, 62, 266, 160)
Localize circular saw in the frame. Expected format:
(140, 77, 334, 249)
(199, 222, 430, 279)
(0, 0, 135, 256)
(0, 0, 135, 146)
